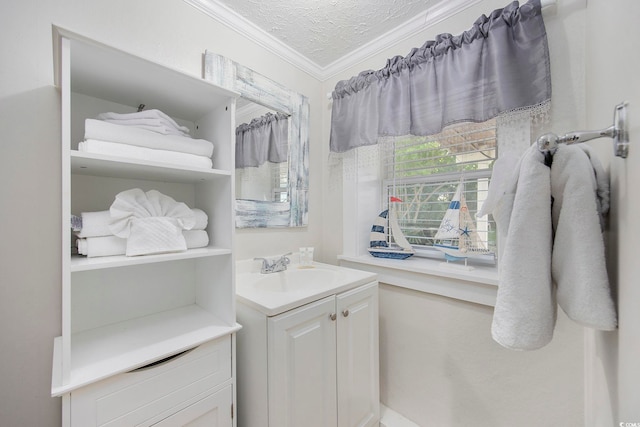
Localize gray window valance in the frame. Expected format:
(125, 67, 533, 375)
(236, 112, 289, 168)
(329, 0, 551, 153)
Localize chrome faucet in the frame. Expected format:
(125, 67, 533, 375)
(254, 252, 292, 274)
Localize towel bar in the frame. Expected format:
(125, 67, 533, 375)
(536, 102, 629, 158)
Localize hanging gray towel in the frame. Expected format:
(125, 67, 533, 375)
(491, 144, 556, 350)
(550, 144, 617, 330)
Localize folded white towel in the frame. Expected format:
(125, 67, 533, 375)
(96, 109, 190, 134)
(74, 210, 112, 238)
(550, 144, 616, 330)
(79, 140, 213, 169)
(72, 206, 207, 241)
(99, 119, 190, 137)
(109, 189, 196, 256)
(84, 119, 214, 157)
(77, 230, 209, 258)
(491, 144, 556, 350)
(77, 235, 126, 257)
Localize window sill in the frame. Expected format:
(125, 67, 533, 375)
(337, 255, 498, 307)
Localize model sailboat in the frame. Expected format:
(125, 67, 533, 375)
(433, 181, 493, 263)
(368, 197, 415, 259)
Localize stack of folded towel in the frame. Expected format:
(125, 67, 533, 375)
(78, 109, 215, 169)
(73, 188, 210, 258)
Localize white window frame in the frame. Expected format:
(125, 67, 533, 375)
(339, 116, 533, 305)
(379, 122, 498, 266)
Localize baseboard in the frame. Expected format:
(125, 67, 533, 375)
(379, 403, 420, 427)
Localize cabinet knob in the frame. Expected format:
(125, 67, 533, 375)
(329, 313, 337, 321)
(342, 309, 350, 317)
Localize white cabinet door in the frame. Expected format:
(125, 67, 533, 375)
(336, 282, 380, 427)
(151, 385, 233, 427)
(268, 296, 338, 427)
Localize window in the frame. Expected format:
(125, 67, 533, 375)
(271, 161, 289, 202)
(381, 120, 497, 263)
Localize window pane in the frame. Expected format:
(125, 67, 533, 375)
(382, 121, 497, 261)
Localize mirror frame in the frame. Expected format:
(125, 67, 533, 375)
(203, 52, 309, 228)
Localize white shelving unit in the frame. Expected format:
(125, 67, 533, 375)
(50, 27, 241, 425)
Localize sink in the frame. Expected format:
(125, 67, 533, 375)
(235, 259, 377, 316)
(252, 268, 337, 292)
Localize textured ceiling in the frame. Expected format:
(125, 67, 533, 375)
(214, 0, 443, 67)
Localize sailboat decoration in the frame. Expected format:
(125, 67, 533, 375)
(368, 197, 415, 260)
(433, 180, 493, 264)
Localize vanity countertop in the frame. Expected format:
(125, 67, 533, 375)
(236, 259, 377, 316)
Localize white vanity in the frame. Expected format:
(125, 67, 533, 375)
(235, 258, 380, 427)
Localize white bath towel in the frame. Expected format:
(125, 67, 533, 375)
(491, 144, 556, 350)
(550, 144, 617, 330)
(74, 210, 112, 238)
(98, 119, 190, 137)
(73, 207, 207, 241)
(96, 109, 190, 134)
(77, 230, 209, 258)
(109, 189, 196, 256)
(76, 235, 126, 257)
(84, 119, 214, 157)
(79, 140, 213, 169)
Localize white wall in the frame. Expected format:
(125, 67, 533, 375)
(322, 0, 592, 425)
(584, 0, 640, 424)
(0, 1, 323, 426)
(379, 285, 584, 426)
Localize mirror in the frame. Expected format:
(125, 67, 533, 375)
(203, 52, 309, 228)
(235, 99, 289, 202)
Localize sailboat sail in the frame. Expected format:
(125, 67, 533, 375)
(434, 185, 462, 240)
(368, 197, 415, 260)
(389, 206, 413, 251)
(434, 181, 493, 262)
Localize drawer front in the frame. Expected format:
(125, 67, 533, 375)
(150, 384, 232, 427)
(71, 336, 232, 426)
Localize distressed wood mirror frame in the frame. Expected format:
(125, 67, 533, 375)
(203, 52, 309, 228)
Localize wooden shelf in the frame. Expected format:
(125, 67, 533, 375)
(70, 151, 231, 183)
(70, 247, 232, 272)
(52, 305, 241, 396)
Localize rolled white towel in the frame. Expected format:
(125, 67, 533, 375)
(84, 119, 214, 157)
(192, 208, 208, 230)
(77, 235, 126, 257)
(74, 207, 208, 239)
(75, 211, 112, 238)
(77, 230, 210, 258)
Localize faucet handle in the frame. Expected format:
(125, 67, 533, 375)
(279, 252, 292, 267)
(253, 257, 271, 272)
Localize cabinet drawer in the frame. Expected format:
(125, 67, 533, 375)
(70, 336, 232, 426)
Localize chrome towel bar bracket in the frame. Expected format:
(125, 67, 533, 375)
(537, 102, 629, 158)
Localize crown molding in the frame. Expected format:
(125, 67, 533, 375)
(183, 0, 484, 82)
(321, 0, 484, 80)
(182, 0, 325, 80)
